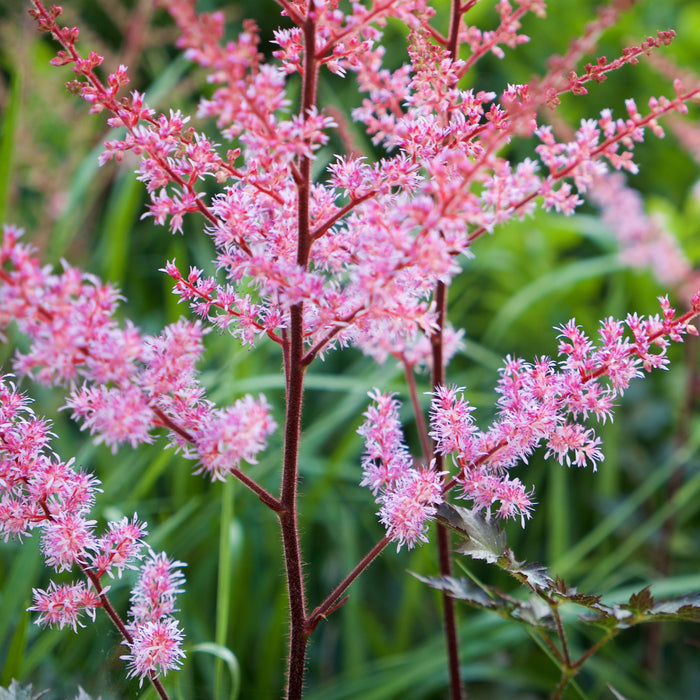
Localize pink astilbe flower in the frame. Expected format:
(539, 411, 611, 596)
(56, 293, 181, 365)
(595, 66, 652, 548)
(93, 515, 148, 579)
(421, 296, 700, 528)
(588, 171, 699, 302)
(41, 513, 97, 572)
(65, 384, 155, 453)
(191, 397, 277, 481)
(0, 227, 276, 479)
(461, 467, 535, 526)
(377, 465, 446, 551)
(358, 390, 414, 495)
(19, 0, 700, 695)
(430, 385, 480, 462)
(0, 374, 186, 676)
(123, 617, 186, 686)
(0, 226, 140, 387)
(430, 384, 538, 524)
(359, 391, 446, 550)
(29, 580, 101, 632)
(28, 0, 700, 383)
(461, 0, 546, 68)
(122, 551, 186, 684)
(0, 377, 99, 542)
(128, 550, 186, 622)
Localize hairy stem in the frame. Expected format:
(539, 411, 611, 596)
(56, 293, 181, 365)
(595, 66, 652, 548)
(431, 281, 464, 700)
(307, 537, 390, 634)
(280, 4, 320, 697)
(279, 304, 308, 700)
(431, 3, 466, 694)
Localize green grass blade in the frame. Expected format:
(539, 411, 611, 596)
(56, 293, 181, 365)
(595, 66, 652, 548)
(192, 642, 241, 700)
(0, 63, 20, 223)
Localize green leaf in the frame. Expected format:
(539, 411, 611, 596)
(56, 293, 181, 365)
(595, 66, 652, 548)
(511, 561, 553, 592)
(412, 573, 554, 629)
(622, 586, 655, 615)
(579, 589, 700, 629)
(0, 680, 49, 700)
(410, 573, 496, 610)
(191, 642, 241, 700)
(646, 595, 700, 623)
(74, 689, 100, 700)
(607, 684, 631, 700)
(436, 503, 506, 564)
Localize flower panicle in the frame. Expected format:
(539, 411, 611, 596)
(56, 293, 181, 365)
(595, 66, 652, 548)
(121, 550, 187, 684)
(0, 226, 276, 479)
(0, 375, 188, 673)
(363, 296, 700, 542)
(358, 390, 446, 551)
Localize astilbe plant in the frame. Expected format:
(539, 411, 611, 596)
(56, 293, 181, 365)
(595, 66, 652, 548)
(1, 0, 700, 697)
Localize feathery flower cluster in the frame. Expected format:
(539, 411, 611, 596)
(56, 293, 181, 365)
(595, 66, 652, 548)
(0, 225, 276, 478)
(122, 551, 186, 684)
(421, 296, 700, 528)
(0, 375, 184, 678)
(28, 0, 700, 374)
(358, 391, 445, 550)
(589, 172, 698, 300)
(0, 375, 98, 553)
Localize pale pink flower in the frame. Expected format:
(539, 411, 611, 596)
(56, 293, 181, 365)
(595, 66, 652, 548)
(41, 514, 97, 572)
(129, 550, 186, 623)
(93, 515, 148, 578)
(192, 396, 277, 481)
(378, 468, 445, 551)
(122, 551, 187, 683)
(359, 391, 447, 549)
(422, 297, 699, 529)
(358, 391, 414, 495)
(65, 385, 155, 453)
(29, 580, 101, 632)
(123, 617, 186, 685)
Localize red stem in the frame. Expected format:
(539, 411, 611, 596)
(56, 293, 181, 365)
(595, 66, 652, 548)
(306, 537, 390, 634)
(403, 359, 433, 463)
(280, 4, 320, 697)
(428, 5, 465, 696)
(431, 281, 464, 700)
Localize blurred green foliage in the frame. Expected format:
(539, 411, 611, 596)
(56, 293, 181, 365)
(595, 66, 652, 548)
(1, 0, 700, 698)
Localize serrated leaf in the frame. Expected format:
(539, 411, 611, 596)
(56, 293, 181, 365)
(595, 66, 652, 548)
(563, 592, 603, 607)
(75, 688, 100, 700)
(411, 573, 497, 610)
(517, 598, 554, 627)
(511, 561, 554, 592)
(582, 594, 700, 630)
(623, 586, 655, 615)
(412, 572, 555, 628)
(437, 503, 506, 563)
(0, 680, 49, 700)
(611, 606, 636, 624)
(578, 608, 619, 630)
(648, 595, 700, 621)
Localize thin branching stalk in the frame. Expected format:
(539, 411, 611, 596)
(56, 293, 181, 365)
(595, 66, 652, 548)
(403, 360, 433, 462)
